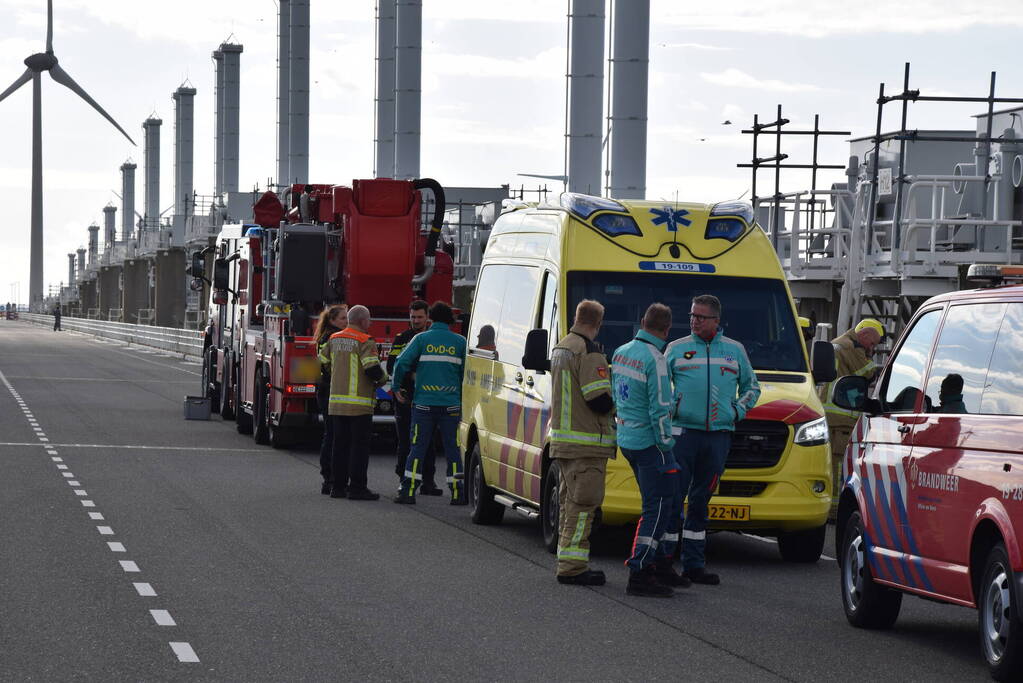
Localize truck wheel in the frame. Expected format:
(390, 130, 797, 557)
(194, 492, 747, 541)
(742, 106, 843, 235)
(235, 366, 253, 435)
(269, 421, 289, 450)
(979, 543, 1023, 680)
(203, 348, 220, 414)
(841, 510, 901, 629)
(253, 371, 270, 445)
(219, 352, 235, 421)
(468, 442, 504, 525)
(541, 460, 562, 554)
(778, 524, 826, 563)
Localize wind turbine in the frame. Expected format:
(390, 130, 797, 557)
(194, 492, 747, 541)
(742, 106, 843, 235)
(0, 0, 135, 310)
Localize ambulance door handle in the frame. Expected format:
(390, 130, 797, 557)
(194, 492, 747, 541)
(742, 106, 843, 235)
(525, 376, 534, 387)
(515, 372, 523, 383)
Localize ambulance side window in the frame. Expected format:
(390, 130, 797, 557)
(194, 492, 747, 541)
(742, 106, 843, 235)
(537, 270, 558, 354)
(881, 309, 941, 413)
(495, 266, 540, 364)
(469, 265, 507, 355)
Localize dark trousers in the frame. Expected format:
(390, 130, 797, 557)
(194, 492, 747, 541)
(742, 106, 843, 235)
(394, 401, 437, 485)
(53, 318, 61, 331)
(318, 398, 333, 483)
(621, 445, 679, 573)
(399, 405, 462, 498)
(331, 414, 372, 493)
(673, 430, 732, 571)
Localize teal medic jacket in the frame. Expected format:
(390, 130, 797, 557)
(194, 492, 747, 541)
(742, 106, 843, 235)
(391, 322, 467, 407)
(665, 329, 760, 432)
(611, 329, 675, 452)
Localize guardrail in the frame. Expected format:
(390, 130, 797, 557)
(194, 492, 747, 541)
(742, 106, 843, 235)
(21, 314, 204, 359)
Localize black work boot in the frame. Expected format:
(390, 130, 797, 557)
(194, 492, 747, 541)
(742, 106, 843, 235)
(557, 569, 606, 586)
(654, 560, 692, 588)
(683, 567, 721, 585)
(393, 493, 416, 505)
(626, 566, 674, 598)
(329, 486, 347, 499)
(419, 483, 443, 496)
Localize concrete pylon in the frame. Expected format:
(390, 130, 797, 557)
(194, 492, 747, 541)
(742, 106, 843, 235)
(103, 203, 116, 249)
(120, 161, 136, 240)
(374, 0, 396, 178)
(143, 116, 162, 229)
(394, 0, 421, 179)
(567, 0, 604, 195)
(277, 0, 291, 185)
(608, 0, 649, 199)
(87, 223, 99, 266)
(289, 2, 309, 184)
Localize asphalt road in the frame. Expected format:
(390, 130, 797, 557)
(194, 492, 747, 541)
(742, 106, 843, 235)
(0, 319, 988, 681)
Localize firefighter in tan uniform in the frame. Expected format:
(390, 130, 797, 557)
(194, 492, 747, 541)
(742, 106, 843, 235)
(551, 300, 616, 586)
(319, 304, 387, 501)
(817, 318, 883, 518)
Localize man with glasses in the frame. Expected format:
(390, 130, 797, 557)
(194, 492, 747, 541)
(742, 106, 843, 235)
(665, 294, 760, 585)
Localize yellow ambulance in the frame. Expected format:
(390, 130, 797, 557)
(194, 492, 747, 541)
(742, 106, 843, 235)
(460, 192, 837, 562)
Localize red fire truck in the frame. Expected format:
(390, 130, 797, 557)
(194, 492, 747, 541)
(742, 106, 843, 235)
(194, 178, 453, 447)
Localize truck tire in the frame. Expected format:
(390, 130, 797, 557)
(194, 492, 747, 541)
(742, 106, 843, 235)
(220, 352, 235, 421)
(468, 442, 504, 525)
(203, 348, 220, 414)
(541, 460, 561, 554)
(778, 524, 826, 563)
(840, 510, 901, 629)
(979, 543, 1023, 680)
(253, 371, 270, 445)
(269, 420, 289, 450)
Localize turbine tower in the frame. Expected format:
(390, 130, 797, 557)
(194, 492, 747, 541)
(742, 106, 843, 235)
(0, 0, 135, 310)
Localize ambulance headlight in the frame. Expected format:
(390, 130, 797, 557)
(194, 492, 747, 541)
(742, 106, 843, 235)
(794, 417, 828, 446)
(592, 212, 642, 237)
(560, 192, 627, 219)
(705, 218, 746, 242)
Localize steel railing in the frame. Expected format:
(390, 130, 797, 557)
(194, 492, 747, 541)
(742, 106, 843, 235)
(21, 314, 203, 359)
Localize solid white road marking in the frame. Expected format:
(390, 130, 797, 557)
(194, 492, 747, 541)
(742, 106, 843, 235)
(0, 442, 262, 453)
(81, 500, 95, 507)
(169, 642, 199, 663)
(89, 512, 104, 520)
(119, 560, 140, 572)
(150, 610, 176, 626)
(107, 542, 126, 552)
(97, 526, 114, 535)
(133, 582, 157, 597)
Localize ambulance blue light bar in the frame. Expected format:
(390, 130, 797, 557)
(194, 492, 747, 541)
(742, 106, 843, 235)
(705, 201, 754, 242)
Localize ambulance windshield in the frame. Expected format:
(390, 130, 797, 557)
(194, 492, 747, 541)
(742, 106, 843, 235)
(567, 271, 806, 372)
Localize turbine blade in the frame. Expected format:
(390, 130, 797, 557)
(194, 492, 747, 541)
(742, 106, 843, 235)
(46, 0, 53, 53)
(49, 64, 135, 145)
(0, 69, 33, 104)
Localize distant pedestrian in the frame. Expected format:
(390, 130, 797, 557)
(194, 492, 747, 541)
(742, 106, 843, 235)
(313, 303, 348, 495)
(387, 300, 440, 495)
(612, 303, 680, 598)
(551, 299, 616, 586)
(392, 301, 467, 505)
(666, 294, 760, 586)
(53, 305, 61, 331)
(319, 304, 385, 501)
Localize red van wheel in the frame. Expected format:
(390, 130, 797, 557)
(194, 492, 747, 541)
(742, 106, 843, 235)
(979, 543, 1023, 680)
(840, 511, 901, 629)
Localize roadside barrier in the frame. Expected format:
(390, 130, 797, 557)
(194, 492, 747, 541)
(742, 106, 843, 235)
(21, 314, 203, 359)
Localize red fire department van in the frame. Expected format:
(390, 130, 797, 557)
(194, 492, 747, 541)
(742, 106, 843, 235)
(833, 264, 1023, 680)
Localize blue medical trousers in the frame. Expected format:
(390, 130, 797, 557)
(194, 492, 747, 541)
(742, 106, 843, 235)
(621, 445, 679, 573)
(400, 405, 463, 499)
(673, 429, 732, 571)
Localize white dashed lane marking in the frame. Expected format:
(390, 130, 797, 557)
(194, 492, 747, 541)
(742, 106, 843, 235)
(1, 366, 199, 664)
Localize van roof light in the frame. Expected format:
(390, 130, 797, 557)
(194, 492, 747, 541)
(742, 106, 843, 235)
(559, 192, 628, 219)
(967, 263, 1023, 286)
(710, 201, 754, 225)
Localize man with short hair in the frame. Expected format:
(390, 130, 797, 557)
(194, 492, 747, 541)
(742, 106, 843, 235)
(393, 302, 468, 505)
(612, 303, 679, 598)
(388, 300, 440, 494)
(666, 294, 760, 585)
(817, 318, 883, 518)
(551, 299, 616, 586)
(320, 304, 385, 501)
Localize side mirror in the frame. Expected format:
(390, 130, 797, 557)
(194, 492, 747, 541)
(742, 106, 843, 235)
(832, 375, 869, 411)
(213, 258, 230, 291)
(522, 328, 550, 372)
(811, 340, 837, 383)
(187, 251, 205, 278)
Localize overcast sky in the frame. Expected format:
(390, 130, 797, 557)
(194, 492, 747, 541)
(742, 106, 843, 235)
(2, 0, 1023, 304)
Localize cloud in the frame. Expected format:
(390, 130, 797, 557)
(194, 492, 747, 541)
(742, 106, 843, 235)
(700, 68, 826, 93)
(657, 42, 732, 51)
(427, 47, 564, 80)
